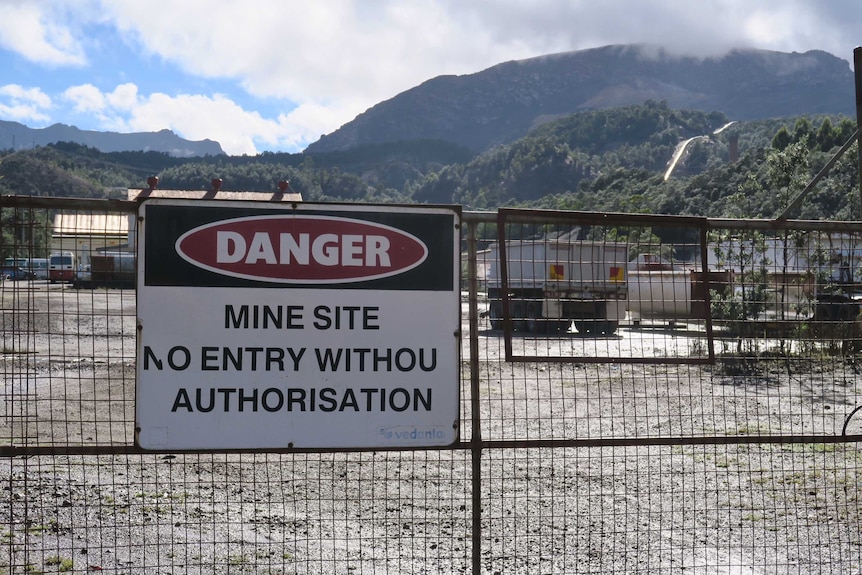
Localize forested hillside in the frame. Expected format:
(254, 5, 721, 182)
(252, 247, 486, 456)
(408, 101, 859, 219)
(1, 102, 859, 220)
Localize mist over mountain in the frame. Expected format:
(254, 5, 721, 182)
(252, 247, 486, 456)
(305, 45, 854, 154)
(0, 120, 224, 157)
(1, 45, 853, 160)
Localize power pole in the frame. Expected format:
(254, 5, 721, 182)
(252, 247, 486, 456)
(855, 47, 862, 216)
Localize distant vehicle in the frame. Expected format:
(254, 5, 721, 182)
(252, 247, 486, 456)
(4, 257, 27, 267)
(28, 258, 49, 279)
(4, 257, 49, 280)
(49, 252, 76, 283)
(486, 239, 629, 335)
(0, 265, 37, 281)
(627, 254, 733, 324)
(73, 251, 135, 289)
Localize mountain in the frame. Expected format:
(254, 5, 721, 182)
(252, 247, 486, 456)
(305, 45, 855, 154)
(1, 104, 857, 220)
(0, 120, 225, 157)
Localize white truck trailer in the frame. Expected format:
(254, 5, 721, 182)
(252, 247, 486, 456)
(486, 239, 629, 335)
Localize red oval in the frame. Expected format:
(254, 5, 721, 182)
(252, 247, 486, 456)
(175, 215, 428, 283)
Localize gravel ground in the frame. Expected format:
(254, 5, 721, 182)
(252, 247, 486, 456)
(1, 281, 861, 574)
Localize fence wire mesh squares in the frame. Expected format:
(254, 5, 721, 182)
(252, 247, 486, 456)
(2, 198, 862, 574)
(487, 209, 715, 364)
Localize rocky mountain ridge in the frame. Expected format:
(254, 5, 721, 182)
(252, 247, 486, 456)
(0, 45, 855, 159)
(306, 44, 855, 154)
(0, 120, 224, 157)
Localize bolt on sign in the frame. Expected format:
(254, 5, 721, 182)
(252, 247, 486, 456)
(135, 199, 461, 450)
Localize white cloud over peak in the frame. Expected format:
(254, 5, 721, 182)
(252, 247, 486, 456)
(102, 1, 492, 103)
(1, 1, 860, 154)
(122, 92, 277, 155)
(58, 82, 310, 155)
(120, 92, 348, 156)
(86, 1, 862, 144)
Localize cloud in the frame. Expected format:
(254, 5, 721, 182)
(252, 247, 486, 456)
(60, 82, 308, 155)
(101, 0, 862, 96)
(2, 1, 861, 154)
(103, 1, 531, 101)
(85, 1, 548, 151)
(125, 92, 355, 156)
(0, 1, 88, 66)
(123, 92, 281, 155)
(63, 84, 107, 114)
(106, 83, 139, 111)
(63, 83, 139, 116)
(92, 1, 862, 150)
(0, 84, 52, 122)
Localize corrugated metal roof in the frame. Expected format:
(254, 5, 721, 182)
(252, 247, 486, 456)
(52, 213, 129, 235)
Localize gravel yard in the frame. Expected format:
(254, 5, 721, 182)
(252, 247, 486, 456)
(2, 281, 861, 574)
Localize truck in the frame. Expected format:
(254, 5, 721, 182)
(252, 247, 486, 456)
(74, 251, 136, 288)
(626, 254, 733, 324)
(48, 251, 76, 283)
(485, 239, 629, 335)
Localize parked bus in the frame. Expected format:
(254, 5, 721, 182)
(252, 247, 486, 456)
(3, 257, 49, 280)
(49, 252, 76, 283)
(27, 258, 49, 279)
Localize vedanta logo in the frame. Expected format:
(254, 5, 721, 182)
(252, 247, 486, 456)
(175, 215, 429, 283)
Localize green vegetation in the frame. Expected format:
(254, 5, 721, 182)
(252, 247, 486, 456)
(227, 554, 250, 566)
(44, 556, 73, 572)
(0, 206, 52, 261)
(1, 101, 858, 222)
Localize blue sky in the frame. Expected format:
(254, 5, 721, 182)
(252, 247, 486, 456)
(0, 0, 860, 156)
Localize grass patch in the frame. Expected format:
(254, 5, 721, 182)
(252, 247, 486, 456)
(44, 557, 73, 572)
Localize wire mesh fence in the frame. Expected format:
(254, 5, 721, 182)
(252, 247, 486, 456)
(1, 196, 860, 574)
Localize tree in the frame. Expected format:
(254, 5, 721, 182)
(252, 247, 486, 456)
(792, 118, 813, 146)
(772, 127, 792, 151)
(766, 140, 809, 218)
(815, 117, 837, 152)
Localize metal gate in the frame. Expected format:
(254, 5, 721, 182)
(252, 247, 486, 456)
(2, 195, 860, 573)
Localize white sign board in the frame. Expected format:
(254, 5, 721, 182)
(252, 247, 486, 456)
(136, 200, 460, 450)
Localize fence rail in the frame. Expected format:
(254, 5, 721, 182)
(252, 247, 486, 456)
(2, 195, 860, 574)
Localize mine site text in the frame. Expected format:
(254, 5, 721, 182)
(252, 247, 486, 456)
(224, 304, 380, 330)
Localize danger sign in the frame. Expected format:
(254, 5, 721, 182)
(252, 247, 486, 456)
(135, 199, 461, 450)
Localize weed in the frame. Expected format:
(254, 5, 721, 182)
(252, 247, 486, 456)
(45, 557, 73, 572)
